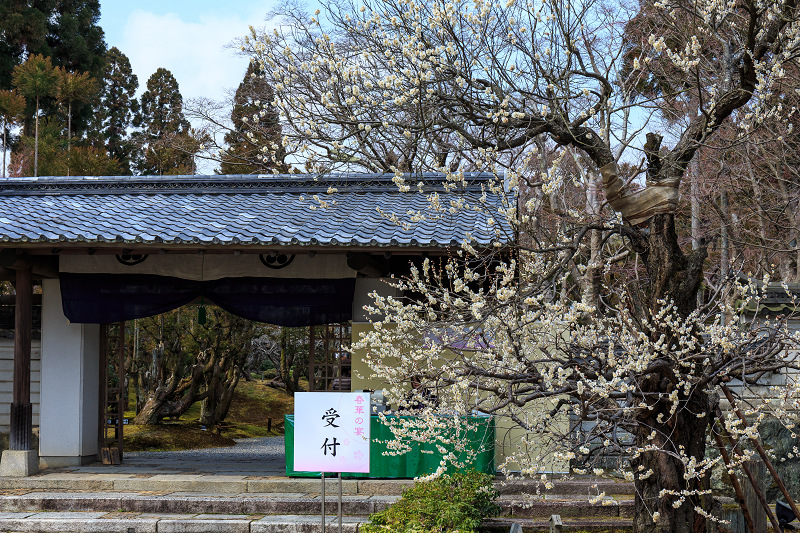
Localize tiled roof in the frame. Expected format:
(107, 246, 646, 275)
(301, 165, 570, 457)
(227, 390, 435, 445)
(0, 174, 512, 248)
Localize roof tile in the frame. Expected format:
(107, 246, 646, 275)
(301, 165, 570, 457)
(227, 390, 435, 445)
(0, 174, 512, 248)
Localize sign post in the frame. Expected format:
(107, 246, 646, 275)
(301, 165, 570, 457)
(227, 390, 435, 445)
(294, 392, 371, 533)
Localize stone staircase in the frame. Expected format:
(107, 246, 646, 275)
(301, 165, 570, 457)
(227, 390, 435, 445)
(0, 475, 635, 532)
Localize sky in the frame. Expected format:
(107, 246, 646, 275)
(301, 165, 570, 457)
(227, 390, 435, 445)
(99, 1, 276, 102)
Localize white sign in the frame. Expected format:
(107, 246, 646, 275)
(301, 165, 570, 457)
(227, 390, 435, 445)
(294, 392, 371, 473)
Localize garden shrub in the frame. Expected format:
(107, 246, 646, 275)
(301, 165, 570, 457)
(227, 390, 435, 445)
(361, 470, 501, 533)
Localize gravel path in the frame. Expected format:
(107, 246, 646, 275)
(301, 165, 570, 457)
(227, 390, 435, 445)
(124, 436, 287, 474)
(128, 435, 285, 460)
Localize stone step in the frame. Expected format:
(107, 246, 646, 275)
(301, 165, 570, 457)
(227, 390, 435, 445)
(484, 517, 633, 532)
(498, 479, 636, 496)
(0, 511, 634, 532)
(0, 490, 634, 519)
(0, 473, 634, 497)
(0, 512, 365, 533)
(0, 492, 395, 516)
(503, 497, 634, 519)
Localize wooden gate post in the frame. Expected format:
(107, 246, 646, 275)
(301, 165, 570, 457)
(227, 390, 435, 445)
(0, 266, 39, 476)
(10, 267, 33, 450)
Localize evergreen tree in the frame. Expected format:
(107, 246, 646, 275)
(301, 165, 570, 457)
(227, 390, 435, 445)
(94, 47, 139, 174)
(55, 67, 97, 176)
(0, 89, 26, 178)
(9, 116, 121, 177)
(12, 54, 58, 176)
(45, 0, 105, 135)
(0, 0, 105, 135)
(219, 62, 286, 174)
(0, 1, 52, 90)
(138, 68, 189, 138)
(45, 0, 106, 78)
(55, 67, 96, 149)
(135, 68, 193, 175)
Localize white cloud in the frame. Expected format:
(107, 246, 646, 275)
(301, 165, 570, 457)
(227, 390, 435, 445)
(115, 8, 272, 173)
(119, 10, 263, 102)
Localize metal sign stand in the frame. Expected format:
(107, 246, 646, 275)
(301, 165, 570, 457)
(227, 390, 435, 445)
(294, 393, 371, 533)
(320, 472, 343, 533)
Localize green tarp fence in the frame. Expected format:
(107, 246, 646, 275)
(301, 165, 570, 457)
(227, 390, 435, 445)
(284, 414, 495, 478)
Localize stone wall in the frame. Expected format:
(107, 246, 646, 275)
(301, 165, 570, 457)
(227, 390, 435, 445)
(759, 418, 800, 502)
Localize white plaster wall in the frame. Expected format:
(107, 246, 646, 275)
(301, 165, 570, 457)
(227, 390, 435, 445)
(0, 338, 41, 432)
(351, 278, 402, 393)
(351, 277, 401, 323)
(39, 279, 99, 463)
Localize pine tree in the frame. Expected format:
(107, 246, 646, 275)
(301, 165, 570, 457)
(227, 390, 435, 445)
(93, 47, 139, 175)
(55, 67, 96, 149)
(45, 0, 106, 135)
(138, 68, 189, 137)
(8, 116, 121, 177)
(0, 1, 105, 176)
(45, 0, 106, 77)
(135, 68, 193, 175)
(0, 1, 52, 90)
(219, 62, 286, 174)
(12, 54, 58, 177)
(55, 67, 97, 176)
(0, 89, 26, 178)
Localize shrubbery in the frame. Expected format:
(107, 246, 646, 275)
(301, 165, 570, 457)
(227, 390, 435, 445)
(361, 471, 500, 533)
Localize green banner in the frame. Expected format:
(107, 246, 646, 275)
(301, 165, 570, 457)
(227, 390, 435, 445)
(284, 414, 495, 478)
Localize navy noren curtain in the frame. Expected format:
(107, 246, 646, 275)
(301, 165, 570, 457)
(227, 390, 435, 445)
(59, 273, 356, 326)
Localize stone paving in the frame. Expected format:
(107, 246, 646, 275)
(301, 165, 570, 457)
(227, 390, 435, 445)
(0, 511, 369, 533)
(0, 436, 637, 532)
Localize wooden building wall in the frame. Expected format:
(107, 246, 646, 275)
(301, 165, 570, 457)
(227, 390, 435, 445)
(0, 337, 40, 432)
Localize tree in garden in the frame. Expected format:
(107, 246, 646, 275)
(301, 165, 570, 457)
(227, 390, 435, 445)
(0, 1, 105, 133)
(220, 61, 286, 174)
(55, 67, 96, 151)
(250, 326, 308, 395)
(0, 1, 51, 90)
(44, 0, 106, 134)
(0, 89, 26, 178)
(246, 0, 800, 530)
(12, 54, 58, 177)
(197, 310, 259, 427)
(184, 61, 287, 175)
(130, 309, 200, 425)
(7, 117, 120, 177)
(135, 68, 195, 175)
(93, 47, 139, 174)
(130, 307, 257, 428)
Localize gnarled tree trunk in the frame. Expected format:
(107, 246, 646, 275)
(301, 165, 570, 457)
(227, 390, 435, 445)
(633, 387, 715, 533)
(133, 363, 204, 425)
(629, 214, 712, 533)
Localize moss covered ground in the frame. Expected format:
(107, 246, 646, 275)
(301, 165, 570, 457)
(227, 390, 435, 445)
(121, 380, 296, 452)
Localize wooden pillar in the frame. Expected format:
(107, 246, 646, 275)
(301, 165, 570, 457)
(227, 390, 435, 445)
(10, 267, 33, 451)
(117, 322, 125, 461)
(97, 324, 108, 459)
(308, 326, 316, 391)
